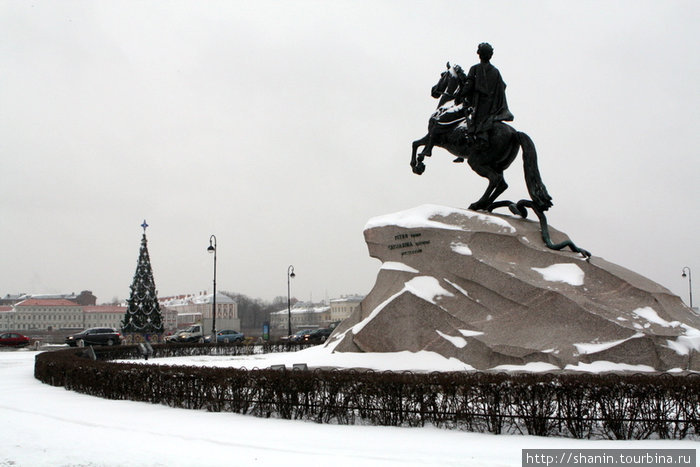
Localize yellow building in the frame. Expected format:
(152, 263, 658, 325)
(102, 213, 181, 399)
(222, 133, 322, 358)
(160, 292, 239, 332)
(329, 295, 363, 323)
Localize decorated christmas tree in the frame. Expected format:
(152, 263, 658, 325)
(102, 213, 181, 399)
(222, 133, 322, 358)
(122, 220, 164, 337)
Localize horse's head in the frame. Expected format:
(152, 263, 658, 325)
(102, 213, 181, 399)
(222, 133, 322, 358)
(431, 62, 465, 108)
(430, 62, 452, 99)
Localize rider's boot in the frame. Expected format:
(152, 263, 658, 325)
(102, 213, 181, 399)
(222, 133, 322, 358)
(455, 134, 476, 162)
(474, 134, 489, 153)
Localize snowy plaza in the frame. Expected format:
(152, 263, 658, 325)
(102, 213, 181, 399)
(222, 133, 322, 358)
(1, 349, 696, 466)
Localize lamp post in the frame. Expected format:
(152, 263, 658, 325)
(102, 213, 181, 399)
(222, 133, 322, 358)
(207, 235, 217, 343)
(287, 265, 295, 338)
(682, 267, 693, 309)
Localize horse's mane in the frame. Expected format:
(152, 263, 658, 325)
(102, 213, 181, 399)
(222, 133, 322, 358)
(450, 64, 468, 84)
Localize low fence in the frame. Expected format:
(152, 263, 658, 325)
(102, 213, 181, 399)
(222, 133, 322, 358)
(34, 344, 699, 440)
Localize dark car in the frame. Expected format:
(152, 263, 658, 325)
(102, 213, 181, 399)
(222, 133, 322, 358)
(215, 330, 244, 343)
(0, 332, 30, 348)
(303, 327, 333, 344)
(288, 329, 313, 343)
(65, 327, 122, 347)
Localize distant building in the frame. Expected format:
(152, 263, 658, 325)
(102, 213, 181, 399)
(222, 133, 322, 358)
(160, 292, 239, 333)
(0, 294, 27, 306)
(73, 291, 97, 306)
(83, 305, 128, 330)
(0, 291, 96, 306)
(5, 299, 84, 331)
(160, 307, 178, 331)
(270, 302, 331, 335)
(329, 295, 364, 323)
(0, 306, 13, 330)
(0, 299, 129, 333)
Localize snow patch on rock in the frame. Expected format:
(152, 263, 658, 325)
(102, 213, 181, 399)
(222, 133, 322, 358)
(665, 325, 700, 355)
(365, 204, 515, 233)
(564, 361, 656, 373)
(436, 330, 467, 348)
(490, 362, 560, 372)
(532, 263, 584, 286)
(458, 329, 484, 337)
(444, 278, 470, 298)
(573, 333, 644, 355)
(381, 261, 419, 273)
(632, 307, 681, 327)
(365, 205, 464, 231)
(450, 242, 472, 256)
(404, 276, 454, 304)
(352, 276, 453, 335)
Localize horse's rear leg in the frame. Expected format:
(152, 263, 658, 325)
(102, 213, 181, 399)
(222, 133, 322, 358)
(468, 164, 507, 211)
(488, 176, 508, 205)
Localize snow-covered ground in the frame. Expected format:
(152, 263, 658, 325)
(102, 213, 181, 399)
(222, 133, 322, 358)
(119, 333, 697, 374)
(125, 344, 480, 372)
(0, 349, 695, 467)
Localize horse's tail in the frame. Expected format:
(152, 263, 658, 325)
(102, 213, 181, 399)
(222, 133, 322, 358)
(518, 132, 553, 211)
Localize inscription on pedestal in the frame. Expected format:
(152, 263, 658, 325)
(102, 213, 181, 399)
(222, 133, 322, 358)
(388, 232, 430, 256)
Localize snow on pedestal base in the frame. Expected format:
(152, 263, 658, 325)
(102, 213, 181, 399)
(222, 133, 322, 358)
(329, 205, 700, 372)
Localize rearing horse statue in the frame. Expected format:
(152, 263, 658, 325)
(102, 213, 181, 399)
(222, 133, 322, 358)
(411, 63, 591, 258)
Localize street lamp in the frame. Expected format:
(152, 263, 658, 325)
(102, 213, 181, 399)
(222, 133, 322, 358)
(207, 235, 217, 342)
(682, 267, 693, 309)
(287, 265, 295, 338)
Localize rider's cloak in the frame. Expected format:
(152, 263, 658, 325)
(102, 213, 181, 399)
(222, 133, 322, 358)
(464, 62, 514, 135)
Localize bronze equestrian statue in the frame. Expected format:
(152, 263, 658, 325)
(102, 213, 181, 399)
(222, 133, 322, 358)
(411, 43, 590, 258)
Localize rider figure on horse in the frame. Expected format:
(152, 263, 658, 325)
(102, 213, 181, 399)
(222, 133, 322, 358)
(420, 43, 514, 161)
(464, 43, 514, 151)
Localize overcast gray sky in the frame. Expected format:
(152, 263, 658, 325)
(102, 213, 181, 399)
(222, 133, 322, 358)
(1, 1, 698, 306)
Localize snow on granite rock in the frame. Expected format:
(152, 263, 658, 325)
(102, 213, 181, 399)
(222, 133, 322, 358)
(532, 263, 585, 286)
(330, 205, 700, 372)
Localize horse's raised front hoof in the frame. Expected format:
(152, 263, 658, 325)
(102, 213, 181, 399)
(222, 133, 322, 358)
(412, 162, 426, 175)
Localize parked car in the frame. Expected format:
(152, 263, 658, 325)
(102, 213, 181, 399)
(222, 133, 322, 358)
(0, 332, 30, 348)
(215, 330, 244, 343)
(165, 324, 205, 343)
(65, 328, 122, 347)
(303, 327, 333, 344)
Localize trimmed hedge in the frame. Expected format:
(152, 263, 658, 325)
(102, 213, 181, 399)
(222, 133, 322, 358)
(35, 344, 699, 439)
